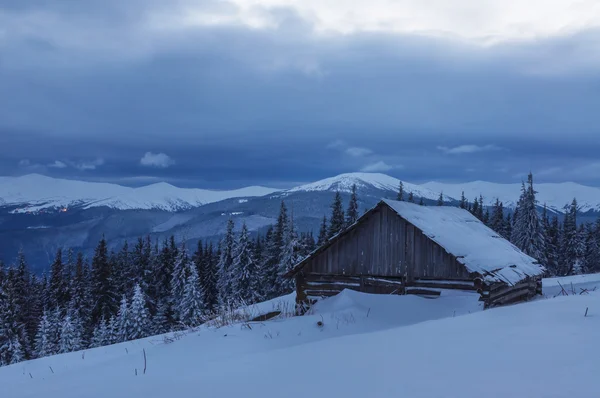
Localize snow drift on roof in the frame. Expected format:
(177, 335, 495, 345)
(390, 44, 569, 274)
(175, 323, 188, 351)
(383, 199, 545, 285)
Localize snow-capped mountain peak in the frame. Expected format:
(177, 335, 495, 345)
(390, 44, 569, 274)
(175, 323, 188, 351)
(0, 174, 278, 213)
(287, 172, 446, 201)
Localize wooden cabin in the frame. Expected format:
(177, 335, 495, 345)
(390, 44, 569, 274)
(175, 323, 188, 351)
(285, 199, 544, 312)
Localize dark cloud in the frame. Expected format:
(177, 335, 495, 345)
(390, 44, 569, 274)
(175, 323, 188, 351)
(1, 1, 599, 187)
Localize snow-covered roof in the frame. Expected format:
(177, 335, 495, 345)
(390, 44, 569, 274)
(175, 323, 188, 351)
(382, 199, 545, 285)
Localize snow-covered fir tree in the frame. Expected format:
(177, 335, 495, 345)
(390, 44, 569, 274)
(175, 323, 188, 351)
(277, 216, 301, 294)
(179, 266, 205, 327)
(317, 216, 328, 246)
(489, 199, 505, 237)
(510, 174, 546, 264)
(346, 184, 359, 226)
(217, 219, 236, 306)
(328, 191, 345, 238)
(560, 199, 580, 275)
(114, 295, 131, 343)
(129, 283, 151, 340)
(397, 181, 404, 201)
(170, 241, 191, 323)
(231, 222, 258, 303)
(90, 317, 111, 348)
(34, 310, 53, 358)
(459, 191, 467, 209)
(408, 191, 414, 203)
(59, 312, 82, 354)
(437, 192, 444, 206)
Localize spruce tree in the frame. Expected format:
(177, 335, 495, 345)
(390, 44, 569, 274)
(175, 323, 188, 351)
(490, 199, 505, 236)
(346, 184, 359, 226)
(544, 215, 561, 276)
(91, 236, 116, 326)
(114, 295, 131, 343)
(560, 199, 579, 275)
(231, 223, 257, 303)
(397, 181, 404, 201)
(418, 197, 425, 206)
(90, 317, 110, 348)
(179, 266, 205, 327)
(437, 192, 444, 206)
(34, 310, 53, 358)
(49, 248, 68, 310)
(201, 242, 219, 313)
(511, 174, 546, 264)
(459, 191, 467, 209)
(278, 215, 301, 294)
(59, 312, 82, 354)
(317, 216, 328, 246)
(328, 191, 345, 238)
(129, 284, 150, 340)
(217, 219, 236, 306)
(170, 242, 190, 323)
(408, 191, 414, 203)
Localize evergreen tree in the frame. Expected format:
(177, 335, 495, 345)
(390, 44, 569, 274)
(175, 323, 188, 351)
(0, 274, 28, 365)
(49, 248, 68, 310)
(278, 215, 301, 294)
(152, 299, 170, 336)
(317, 216, 328, 246)
(328, 191, 345, 238)
(179, 266, 205, 327)
(505, 213, 513, 240)
(346, 184, 359, 226)
(170, 242, 190, 323)
(34, 310, 53, 358)
(217, 219, 236, 306)
(201, 242, 219, 313)
(418, 196, 425, 206)
(231, 223, 257, 303)
(560, 199, 580, 275)
(397, 181, 404, 201)
(490, 199, 505, 237)
(90, 317, 111, 348)
(59, 312, 82, 354)
(511, 174, 546, 264)
(437, 192, 444, 206)
(471, 196, 480, 219)
(114, 295, 131, 343)
(129, 284, 150, 340)
(582, 223, 600, 274)
(544, 215, 561, 276)
(407, 191, 414, 203)
(91, 236, 116, 326)
(459, 192, 467, 209)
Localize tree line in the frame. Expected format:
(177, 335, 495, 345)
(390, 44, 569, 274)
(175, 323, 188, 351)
(0, 190, 363, 367)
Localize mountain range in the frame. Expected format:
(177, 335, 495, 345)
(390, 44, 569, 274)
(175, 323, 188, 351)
(1, 172, 599, 272)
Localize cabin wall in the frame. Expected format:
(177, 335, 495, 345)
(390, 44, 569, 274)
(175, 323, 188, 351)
(300, 205, 470, 281)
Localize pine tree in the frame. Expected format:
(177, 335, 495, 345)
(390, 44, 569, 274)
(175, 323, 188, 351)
(59, 312, 82, 354)
(346, 184, 359, 226)
(582, 223, 600, 274)
(505, 212, 513, 240)
(437, 192, 444, 206)
(201, 242, 219, 313)
(129, 284, 150, 340)
(91, 236, 116, 326)
(152, 298, 170, 335)
(490, 199, 505, 237)
(34, 310, 52, 358)
(397, 182, 404, 201)
(217, 219, 236, 306)
(560, 199, 579, 275)
(544, 215, 561, 276)
(459, 192, 467, 209)
(170, 241, 190, 322)
(317, 216, 328, 246)
(114, 295, 131, 343)
(231, 223, 257, 303)
(49, 248, 68, 310)
(278, 215, 301, 294)
(0, 275, 28, 365)
(511, 174, 546, 264)
(408, 191, 414, 203)
(418, 197, 424, 206)
(179, 266, 205, 327)
(328, 191, 345, 238)
(471, 196, 480, 219)
(90, 317, 111, 348)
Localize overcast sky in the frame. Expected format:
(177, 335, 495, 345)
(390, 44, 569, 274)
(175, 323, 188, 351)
(1, 0, 600, 188)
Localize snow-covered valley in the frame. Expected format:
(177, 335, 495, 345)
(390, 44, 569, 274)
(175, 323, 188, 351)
(2, 274, 599, 398)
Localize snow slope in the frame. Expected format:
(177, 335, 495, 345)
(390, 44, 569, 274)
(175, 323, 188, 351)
(0, 174, 278, 212)
(422, 180, 600, 213)
(3, 276, 600, 398)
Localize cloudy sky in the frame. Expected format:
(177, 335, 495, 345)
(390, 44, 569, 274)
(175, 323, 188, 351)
(1, 0, 600, 188)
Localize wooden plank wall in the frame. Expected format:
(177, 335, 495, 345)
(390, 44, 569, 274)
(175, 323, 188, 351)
(301, 205, 470, 281)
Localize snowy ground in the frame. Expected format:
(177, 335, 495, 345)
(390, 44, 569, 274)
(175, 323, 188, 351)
(2, 275, 600, 398)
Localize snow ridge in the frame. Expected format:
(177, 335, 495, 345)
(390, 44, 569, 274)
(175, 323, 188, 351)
(0, 174, 278, 213)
